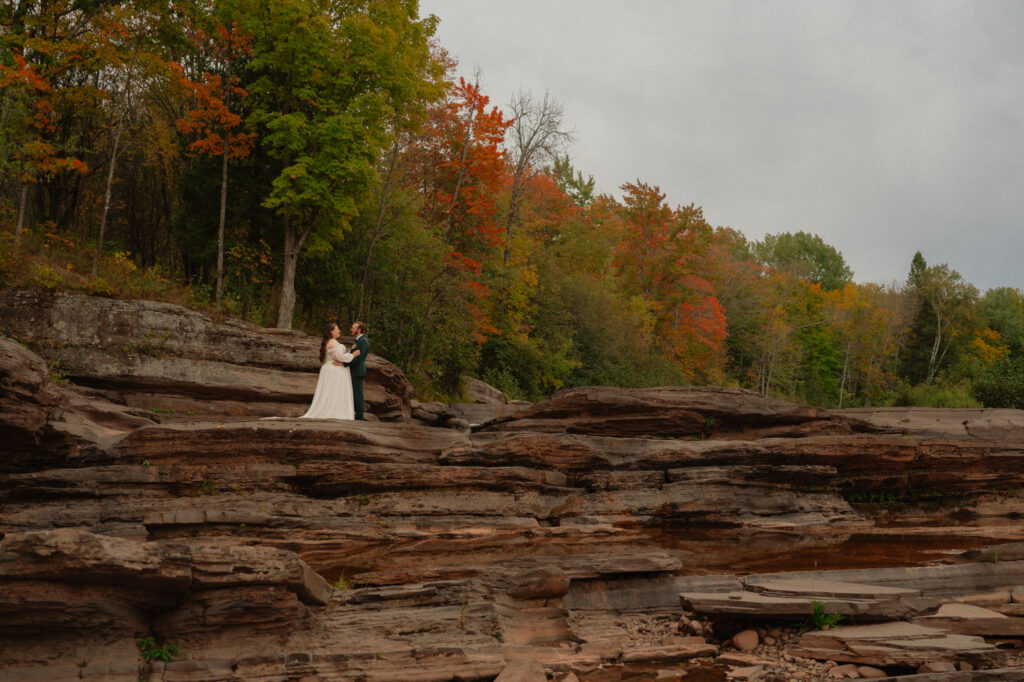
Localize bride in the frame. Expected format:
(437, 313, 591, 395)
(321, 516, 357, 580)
(300, 322, 360, 419)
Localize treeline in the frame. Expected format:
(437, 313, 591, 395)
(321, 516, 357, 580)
(3, 0, 1024, 407)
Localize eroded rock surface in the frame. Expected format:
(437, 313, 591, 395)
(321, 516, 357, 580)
(3, 294, 1024, 680)
(479, 385, 886, 439)
(0, 288, 414, 421)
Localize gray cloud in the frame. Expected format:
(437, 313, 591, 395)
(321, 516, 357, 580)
(421, 0, 1024, 291)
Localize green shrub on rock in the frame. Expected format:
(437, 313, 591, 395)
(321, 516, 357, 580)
(973, 356, 1024, 408)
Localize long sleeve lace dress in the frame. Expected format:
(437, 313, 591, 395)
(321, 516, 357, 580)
(299, 341, 355, 420)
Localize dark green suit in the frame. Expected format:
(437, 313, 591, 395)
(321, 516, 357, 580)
(347, 334, 369, 419)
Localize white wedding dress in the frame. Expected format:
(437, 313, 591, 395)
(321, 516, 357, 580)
(300, 341, 355, 419)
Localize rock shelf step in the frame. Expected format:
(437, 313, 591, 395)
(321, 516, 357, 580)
(793, 622, 1008, 668)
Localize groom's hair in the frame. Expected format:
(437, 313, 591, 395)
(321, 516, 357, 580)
(354, 321, 367, 335)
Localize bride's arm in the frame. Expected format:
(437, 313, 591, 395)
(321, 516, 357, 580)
(329, 344, 354, 363)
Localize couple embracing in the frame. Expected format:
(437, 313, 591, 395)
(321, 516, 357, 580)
(301, 322, 369, 421)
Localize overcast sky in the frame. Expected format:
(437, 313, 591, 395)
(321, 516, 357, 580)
(419, 0, 1024, 292)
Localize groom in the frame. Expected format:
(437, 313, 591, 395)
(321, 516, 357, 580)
(346, 321, 369, 420)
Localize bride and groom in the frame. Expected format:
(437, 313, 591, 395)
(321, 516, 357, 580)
(300, 321, 369, 420)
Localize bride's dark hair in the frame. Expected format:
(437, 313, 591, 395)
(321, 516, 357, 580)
(319, 323, 338, 363)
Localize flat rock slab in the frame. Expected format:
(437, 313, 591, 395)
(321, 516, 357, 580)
(794, 622, 1007, 668)
(619, 639, 718, 663)
(835, 407, 1024, 439)
(679, 589, 937, 620)
(868, 668, 1024, 681)
(744, 576, 923, 600)
(960, 543, 1024, 563)
(739, 562, 1024, 600)
(914, 603, 1024, 637)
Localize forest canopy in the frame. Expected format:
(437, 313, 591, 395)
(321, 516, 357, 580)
(3, 0, 1023, 408)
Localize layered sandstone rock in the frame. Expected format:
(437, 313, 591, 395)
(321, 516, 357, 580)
(0, 288, 413, 421)
(478, 385, 885, 438)
(4, 294, 1024, 680)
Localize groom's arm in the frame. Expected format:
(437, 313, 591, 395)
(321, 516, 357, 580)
(347, 338, 366, 370)
(343, 339, 363, 367)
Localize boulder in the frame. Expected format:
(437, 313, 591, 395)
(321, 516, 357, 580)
(463, 376, 509, 405)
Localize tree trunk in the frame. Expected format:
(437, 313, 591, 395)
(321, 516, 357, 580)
(357, 143, 400, 320)
(92, 122, 124, 277)
(926, 307, 944, 384)
(14, 182, 28, 249)
(276, 218, 313, 329)
(216, 145, 228, 310)
(838, 342, 851, 408)
(443, 114, 475, 241)
(276, 220, 298, 329)
(502, 176, 521, 267)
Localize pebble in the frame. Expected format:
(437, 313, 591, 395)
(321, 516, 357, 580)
(732, 629, 759, 651)
(918, 661, 956, 673)
(828, 663, 860, 679)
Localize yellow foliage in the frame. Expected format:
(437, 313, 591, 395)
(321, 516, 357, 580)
(969, 328, 1009, 365)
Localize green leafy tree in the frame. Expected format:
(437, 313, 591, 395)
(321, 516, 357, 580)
(907, 250, 927, 288)
(752, 231, 853, 292)
(900, 258, 979, 385)
(231, 0, 440, 328)
(550, 153, 594, 207)
(973, 356, 1024, 408)
(980, 287, 1024, 354)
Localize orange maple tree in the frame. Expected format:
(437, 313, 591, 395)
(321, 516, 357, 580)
(610, 181, 729, 380)
(413, 76, 512, 342)
(2, 51, 88, 245)
(174, 22, 256, 309)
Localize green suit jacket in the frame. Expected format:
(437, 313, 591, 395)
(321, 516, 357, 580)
(348, 335, 369, 378)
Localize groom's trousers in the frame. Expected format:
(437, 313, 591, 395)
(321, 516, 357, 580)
(353, 376, 365, 420)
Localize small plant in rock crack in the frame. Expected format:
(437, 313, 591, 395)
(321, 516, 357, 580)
(48, 360, 69, 385)
(809, 601, 844, 630)
(137, 636, 180, 662)
(191, 479, 218, 496)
